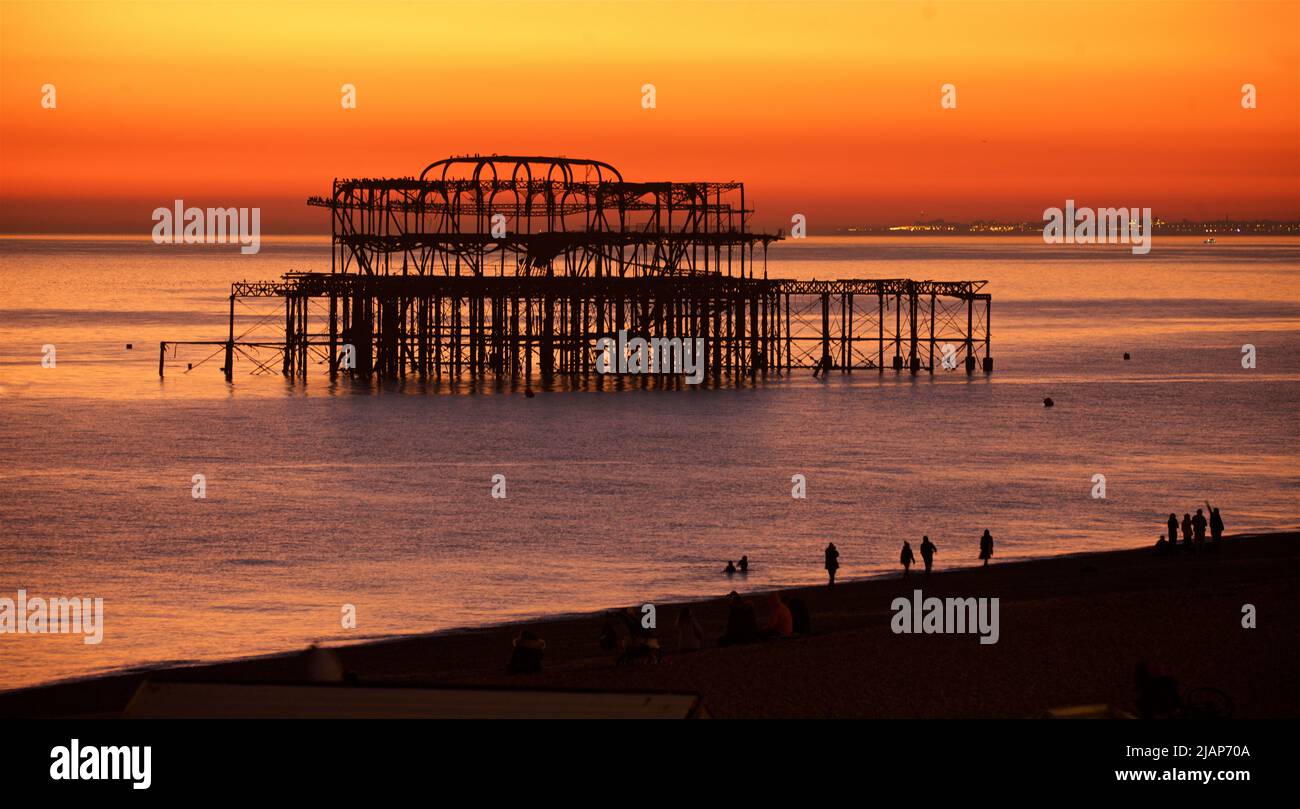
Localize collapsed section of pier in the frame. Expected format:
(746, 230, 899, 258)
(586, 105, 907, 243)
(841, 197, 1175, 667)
(160, 155, 992, 385)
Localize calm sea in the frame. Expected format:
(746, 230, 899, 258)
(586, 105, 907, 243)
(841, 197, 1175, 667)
(1, 235, 1297, 690)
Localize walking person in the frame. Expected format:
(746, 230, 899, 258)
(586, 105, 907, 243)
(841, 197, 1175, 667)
(900, 541, 915, 578)
(920, 535, 937, 576)
(979, 529, 994, 567)
(824, 542, 840, 587)
(813, 351, 833, 378)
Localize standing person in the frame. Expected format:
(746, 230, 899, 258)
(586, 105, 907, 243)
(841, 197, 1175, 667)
(1166, 514, 1180, 548)
(979, 529, 994, 567)
(1181, 513, 1194, 549)
(900, 541, 915, 578)
(920, 535, 937, 576)
(1192, 508, 1208, 546)
(1206, 502, 1225, 542)
(824, 542, 840, 587)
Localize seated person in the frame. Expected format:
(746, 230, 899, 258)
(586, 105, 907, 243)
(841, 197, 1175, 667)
(506, 629, 545, 674)
(759, 592, 793, 639)
(717, 591, 759, 646)
(676, 606, 705, 652)
(788, 596, 812, 636)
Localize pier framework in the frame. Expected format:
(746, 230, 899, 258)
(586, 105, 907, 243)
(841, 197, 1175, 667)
(160, 156, 991, 384)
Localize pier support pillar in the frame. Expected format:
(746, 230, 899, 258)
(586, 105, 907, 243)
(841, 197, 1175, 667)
(224, 293, 235, 382)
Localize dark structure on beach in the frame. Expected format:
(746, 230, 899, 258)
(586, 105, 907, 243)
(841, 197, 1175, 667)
(160, 155, 992, 384)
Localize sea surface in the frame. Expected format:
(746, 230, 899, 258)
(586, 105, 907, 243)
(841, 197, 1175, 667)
(1, 235, 1297, 690)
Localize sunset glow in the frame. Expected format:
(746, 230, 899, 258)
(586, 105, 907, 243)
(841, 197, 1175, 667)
(2, 0, 1297, 232)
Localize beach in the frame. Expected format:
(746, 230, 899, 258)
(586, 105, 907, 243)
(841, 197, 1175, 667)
(3, 530, 1296, 719)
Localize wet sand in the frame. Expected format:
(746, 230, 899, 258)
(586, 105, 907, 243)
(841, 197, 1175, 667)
(3, 531, 1297, 718)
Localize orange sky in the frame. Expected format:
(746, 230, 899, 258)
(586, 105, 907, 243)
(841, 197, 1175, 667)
(1, 0, 1297, 232)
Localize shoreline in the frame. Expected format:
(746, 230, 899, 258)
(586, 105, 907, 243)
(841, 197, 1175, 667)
(1, 547, 1114, 696)
(3, 530, 1297, 718)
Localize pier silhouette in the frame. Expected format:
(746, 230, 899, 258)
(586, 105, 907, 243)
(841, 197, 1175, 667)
(160, 156, 992, 384)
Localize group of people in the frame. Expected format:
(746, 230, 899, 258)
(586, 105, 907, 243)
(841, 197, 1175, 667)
(1161, 503, 1225, 552)
(505, 505, 1234, 674)
(723, 555, 750, 575)
(716, 590, 810, 646)
(824, 530, 996, 584)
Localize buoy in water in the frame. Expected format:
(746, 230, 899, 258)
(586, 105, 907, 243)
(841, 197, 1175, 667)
(1043, 397, 1055, 407)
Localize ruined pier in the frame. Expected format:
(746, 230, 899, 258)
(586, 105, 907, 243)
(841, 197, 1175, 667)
(160, 156, 991, 384)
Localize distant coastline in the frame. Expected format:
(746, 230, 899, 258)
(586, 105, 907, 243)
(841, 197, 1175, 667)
(835, 220, 1300, 236)
(3, 229, 1300, 240)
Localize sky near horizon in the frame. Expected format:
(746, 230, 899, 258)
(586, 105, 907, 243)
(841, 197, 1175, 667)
(1, 0, 1297, 233)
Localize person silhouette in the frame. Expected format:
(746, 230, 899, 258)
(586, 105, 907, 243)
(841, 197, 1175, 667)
(675, 606, 705, 652)
(724, 560, 737, 575)
(1166, 513, 1180, 548)
(788, 596, 812, 636)
(1181, 513, 1194, 549)
(760, 592, 793, 639)
(506, 629, 545, 674)
(813, 351, 833, 378)
(718, 591, 759, 646)
(824, 542, 840, 587)
(1192, 509, 1208, 546)
(738, 555, 749, 574)
(1206, 502, 1224, 542)
(900, 541, 915, 578)
(979, 529, 994, 567)
(920, 535, 937, 576)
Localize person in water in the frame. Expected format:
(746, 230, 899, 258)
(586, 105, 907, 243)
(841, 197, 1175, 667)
(1166, 513, 1180, 548)
(900, 541, 915, 578)
(979, 529, 994, 567)
(813, 351, 833, 378)
(738, 555, 749, 574)
(724, 560, 737, 575)
(824, 542, 840, 587)
(1206, 502, 1225, 542)
(920, 535, 937, 576)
